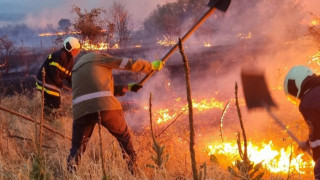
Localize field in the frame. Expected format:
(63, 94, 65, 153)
(0, 87, 314, 179)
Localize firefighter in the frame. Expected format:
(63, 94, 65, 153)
(67, 52, 164, 174)
(36, 37, 81, 115)
(283, 65, 320, 179)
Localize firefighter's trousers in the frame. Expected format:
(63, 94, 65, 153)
(68, 110, 136, 166)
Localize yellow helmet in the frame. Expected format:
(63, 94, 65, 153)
(283, 65, 313, 98)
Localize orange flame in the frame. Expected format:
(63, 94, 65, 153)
(204, 41, 212, 47)
(157, 35, 177, 47)
(152, 97, 225, 124)
(207, 141, 314, 174)
(38, 31, 80, 37)
(307, 51, 320, 75)
(237, 32, 253, 39)
(82, 40, 109, 51)
(311, 19, 320, 26)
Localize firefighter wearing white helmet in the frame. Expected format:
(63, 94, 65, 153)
(64, 37, 81, 52)
(284, 65, 320, 179)
(36, 36, 81, 117)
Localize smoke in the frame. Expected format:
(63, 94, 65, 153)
(0, 0, 177, 30)
(125, 0, 318, 138)
(0, 0, 318, 136)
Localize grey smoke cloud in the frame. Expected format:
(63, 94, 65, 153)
(0, 0, 176, 29)
(122, 0, 320, 132)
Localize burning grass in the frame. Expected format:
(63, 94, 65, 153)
(0, 89, 315, 179)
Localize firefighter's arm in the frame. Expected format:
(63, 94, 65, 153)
(98, 53, 163, 73)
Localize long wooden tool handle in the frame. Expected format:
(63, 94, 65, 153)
(265, 107, 312, 156)
(139, 7, 217, 85)
(0, 105, 71, 140)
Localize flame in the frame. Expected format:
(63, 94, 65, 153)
(135, 44, 142, 48)
(207, 141, 314, 174)
(157, 35, 177, 47)
(153, 97, 225, 124)
(38, 31, 80, 37)
(311, 18, 320, 26)
(82, 40, 109, 51)
(237, 32, 253, 39)
(204, 41, 212, 47)
(112, 44, 119, 49)
(307, 51, 320, 75)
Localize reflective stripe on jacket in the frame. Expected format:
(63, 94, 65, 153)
(35, 79, 61, 97)
(36, 48, 73, 89)
(72, 52, 153, 120)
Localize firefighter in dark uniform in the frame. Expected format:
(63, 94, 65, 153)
(284, 65, 320, 180)
(67, 52, 164, 174)
(36, 37, 81, 114)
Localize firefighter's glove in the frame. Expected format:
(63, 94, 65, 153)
(151, 60, 165, 71)
(128, 83, 143, 93)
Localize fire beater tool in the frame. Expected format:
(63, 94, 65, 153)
(139, 0, 232, 85)
(241, 70, 312, 156)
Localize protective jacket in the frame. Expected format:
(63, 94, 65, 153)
(299, 75, 320, 161)
(36, 48, 73, 97)
(72, 52, 153, 120)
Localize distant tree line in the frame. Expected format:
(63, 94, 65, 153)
(0, 0, 319, 75)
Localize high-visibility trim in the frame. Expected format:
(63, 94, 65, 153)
(36, 79, 61, 91)
(49, 62, 70, 76)
(36, 82, 60, 97)
(310, 139, 320, 148)
(119, 58, 129, 69)
(73, 91, 113, 105)
(48, 54, 52, 59)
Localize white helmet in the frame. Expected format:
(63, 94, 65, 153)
(63, 37, 81, 52)
(283, 65, 313, 98)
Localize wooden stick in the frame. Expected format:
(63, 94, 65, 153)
(139, 6, 217, 85)
(0, 105, 71, 140)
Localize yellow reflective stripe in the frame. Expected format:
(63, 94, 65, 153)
(49, 62, 66, 72)
(49, 62, 70, 76)
(65, 70, 71, 76)
(48, 54, 52, 59)
(36, 83, 60, 97)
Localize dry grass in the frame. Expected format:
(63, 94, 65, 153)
(0, 91, 314, 179)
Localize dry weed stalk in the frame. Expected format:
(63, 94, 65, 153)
(39, 68, 45, 154)
(30, 68, 50, 179)
(227, 82, 264, 180)
(178, 38, 199, 180)
(219, 101, 230, 142)
(98, 111, 110, 180)
(147, 93, 169, 169)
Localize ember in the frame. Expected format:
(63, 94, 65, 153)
(204, 41, 212, 47)
(237, 32, 253, 39)
(307, 51, 320, 75)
